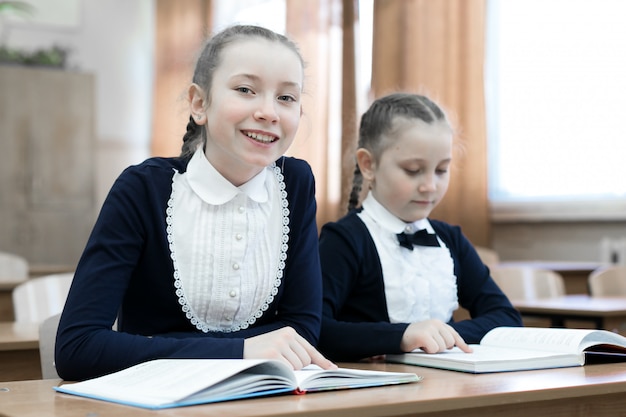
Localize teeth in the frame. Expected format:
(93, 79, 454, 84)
(246, 132, 276, 143)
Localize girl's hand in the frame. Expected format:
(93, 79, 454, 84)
(243, 327, 337, 370)
(361, 355, 387, 363)
(401, 319, 472, 353)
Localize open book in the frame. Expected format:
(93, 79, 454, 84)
(386, 327, 626, 374)
(54, 358, 421, 409)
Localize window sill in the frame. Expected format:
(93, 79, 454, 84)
(490, 199, 626, 223)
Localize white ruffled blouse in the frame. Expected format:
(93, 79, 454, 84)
(167, 148, 289, 333)
(358, 192, 458, 324)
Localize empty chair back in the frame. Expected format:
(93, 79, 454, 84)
(39, 313, 62, 379)
(588, 265, 626, 296)
(12, 273, 74, 323)
(491, 266, 565, 301)
(0, 251, 28, 283)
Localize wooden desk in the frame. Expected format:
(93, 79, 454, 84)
(0, 322, 41, 381)
(28, 264, 75, 278)
(498, 261, 605, 295)
(0, 280, 25, 321)
(2, 362, 626, 416)
(513, 295, 626, 334)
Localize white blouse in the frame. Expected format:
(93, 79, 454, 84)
(358, 192, 458, 324)
(167, 148, 289, 333)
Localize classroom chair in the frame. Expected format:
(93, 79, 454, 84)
(490, 266, 566, 327)
(490, 266, 566, 301)
(588, 265, 626, 297)
(12, 273, 74, 323)
(39, 313, 62, 379)
(39, 311, 119, 379)
(0, 251, 29, 283)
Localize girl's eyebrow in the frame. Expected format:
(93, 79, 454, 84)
(231, 73, 302, 90)
(399, 157, 452, 164)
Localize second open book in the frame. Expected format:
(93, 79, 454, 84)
(387, 327, 626, 373)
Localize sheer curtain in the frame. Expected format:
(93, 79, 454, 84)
(151, 0, 489, 244)
(151, 0, 212, 158)
(285, 0, 359, 227)
(370, 0, 490, 246)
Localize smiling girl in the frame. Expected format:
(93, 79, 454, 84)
(55, 25, 335, 381)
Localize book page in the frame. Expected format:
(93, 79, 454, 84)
(292, 365, 420, 392)
(481, 327, 600, 354)
(57, 359, 289, 406)
(580, 331, 626, 352)
(388, 343, 581, 373)
(413, 345, 574, 361)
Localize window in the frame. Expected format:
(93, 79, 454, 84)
(212, 0, 286, 33)
(485, 0, 626, 221)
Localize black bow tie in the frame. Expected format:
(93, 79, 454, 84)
(397, 229, 440, 250)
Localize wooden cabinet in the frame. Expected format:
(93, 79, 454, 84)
(0, 65, 96, 266)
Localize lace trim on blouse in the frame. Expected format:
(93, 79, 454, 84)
(166, 162, 290, 333)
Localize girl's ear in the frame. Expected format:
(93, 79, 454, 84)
(356, 148, 376, 181)
(188, 83, 207, 125)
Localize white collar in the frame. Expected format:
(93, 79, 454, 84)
(361, 192, 432, 234)
(186, 147, 269, 205)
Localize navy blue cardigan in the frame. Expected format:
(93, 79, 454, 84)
(318, 210, 522, 361)
(56, 155, 322, 380)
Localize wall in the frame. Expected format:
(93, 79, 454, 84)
(0, 66, 96, 265)
(2, 0, 155, 212)
(492, 221, 626, 263)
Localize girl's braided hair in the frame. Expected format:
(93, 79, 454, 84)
(347, 93, 449, 211)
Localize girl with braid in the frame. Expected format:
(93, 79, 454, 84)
(318, 93, 522, 362)
(56, 25, 335, 381)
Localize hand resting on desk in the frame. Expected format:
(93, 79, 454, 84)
(400, 319, 473, 354)
(243, 327, 338, 370)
